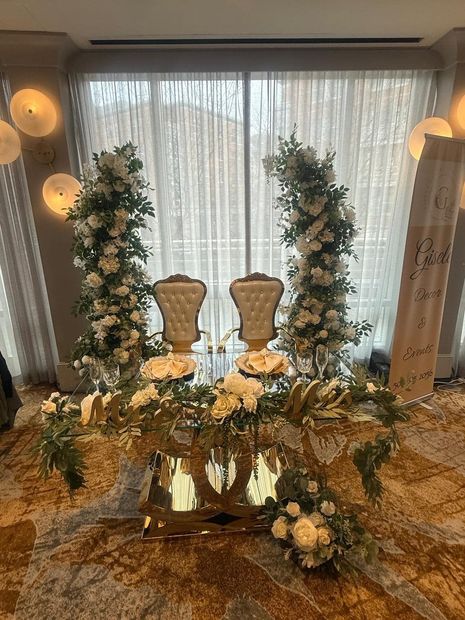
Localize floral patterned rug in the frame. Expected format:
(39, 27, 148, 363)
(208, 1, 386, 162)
(1, 385, 465, 619)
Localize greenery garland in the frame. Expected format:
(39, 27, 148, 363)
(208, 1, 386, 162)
(35, 368, 408, 503)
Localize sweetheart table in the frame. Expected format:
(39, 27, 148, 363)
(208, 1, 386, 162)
(136, 351, 291, 540)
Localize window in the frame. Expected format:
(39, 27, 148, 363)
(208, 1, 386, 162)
(71, 69, 434, 358)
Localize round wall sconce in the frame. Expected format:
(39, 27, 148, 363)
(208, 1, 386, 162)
(10, 88, 57, 137)
(42, 173, 81, 215)
(408, 117, 453, 160)
(0, 120, 21, 164)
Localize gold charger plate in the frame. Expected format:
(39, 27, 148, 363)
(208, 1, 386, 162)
(235, 350, 289, 376)
(141, 354, 197, 382)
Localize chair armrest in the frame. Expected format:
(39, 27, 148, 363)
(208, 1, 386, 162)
(217, 327, 239, 353)
(200, 330, 213, 354)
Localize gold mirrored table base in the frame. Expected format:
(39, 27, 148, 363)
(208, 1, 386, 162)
(138, 443, 288, 541)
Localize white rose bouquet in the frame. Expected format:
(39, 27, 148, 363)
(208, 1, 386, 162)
(68, 143, 164, 370)
(263, 468, 378, 573)
(264, 129, 371, 356)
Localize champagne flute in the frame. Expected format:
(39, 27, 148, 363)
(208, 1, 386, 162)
(296, 350, 313, 383)
(102, 360, 120, 392)
(315, 344, 329, 380)
(89, 358, 102, 392)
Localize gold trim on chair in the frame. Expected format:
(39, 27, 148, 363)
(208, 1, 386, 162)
(220, 273, 284, 352)
(153, 274, 210, 353)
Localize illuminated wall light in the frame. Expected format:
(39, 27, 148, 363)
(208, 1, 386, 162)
(42, 173, 81, 215)
(10, 88, 57, 137)
(0, 120, 21, 164)
(408, 116, 453, 160)
(457, 94, 465, 131)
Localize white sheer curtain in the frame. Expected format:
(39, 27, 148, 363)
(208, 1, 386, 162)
(250, 70, 435, 361)
(71, 69, 434, 357)
(0, 74, 58, 383)
(71, 72, 245, 343)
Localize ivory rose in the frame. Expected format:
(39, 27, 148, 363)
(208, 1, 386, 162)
(318, 527, 332, 546)
(271, 516, 289, 539)
(211, 394, 237, 421)
(286, 501, 301, 517)
(320, 500, 336, 516)
(292, 517, 319, 552)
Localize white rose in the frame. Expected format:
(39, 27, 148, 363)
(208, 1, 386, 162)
(242, 394, 258, 413)
(308, 512, 326, 526)
(306, 480, 318, 494)
(115, 286, 130, 297)
(211, 394, 238, 421)
(86, 272, 103, 288)
(223, 372, 248, 396)
(286, 501, 301, 518)
(87, 214, 102, 229)
(292, 517, 319, 552)
(246, 377, 264, 397)
(308, 240, 322, 252)
(320, 500, 336, 516)
(271, 516, 289, 539)
(318, 527, 332, 546)
(81, 355, 91, 365)
(73, 360, 82, 370)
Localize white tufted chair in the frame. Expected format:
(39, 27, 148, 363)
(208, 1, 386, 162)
(218, 273, 284, 352)
(153, 274, 212, 353)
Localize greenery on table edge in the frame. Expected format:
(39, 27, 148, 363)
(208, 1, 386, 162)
(35, 365, 408, 504)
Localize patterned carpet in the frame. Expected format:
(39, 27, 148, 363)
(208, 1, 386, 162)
(1, 385, 465, 619)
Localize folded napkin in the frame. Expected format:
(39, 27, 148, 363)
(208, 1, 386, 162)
(244, 349, 288, 374)
(142, 353, 194, 381)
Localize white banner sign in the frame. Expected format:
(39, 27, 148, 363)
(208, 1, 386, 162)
(389, 134, 465, 404)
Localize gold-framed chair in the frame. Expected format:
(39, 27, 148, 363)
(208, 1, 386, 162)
(218, 272, 284, 352)
(152, 274, 212, 353)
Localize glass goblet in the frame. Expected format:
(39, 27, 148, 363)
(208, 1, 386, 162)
(102, 360, 120, 392)
(296, 351, 313, 384)
(315, 344, 329, 380)
(89, 359, 102, 392)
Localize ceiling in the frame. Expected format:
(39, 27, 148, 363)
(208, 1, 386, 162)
(0, 0, 464, 49)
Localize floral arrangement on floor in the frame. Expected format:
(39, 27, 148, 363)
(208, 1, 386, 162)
(263, 129, 371, 355)
(68, 143, 163, 372)
(35, 367, 407, 501)
(263, 468, 378, 572)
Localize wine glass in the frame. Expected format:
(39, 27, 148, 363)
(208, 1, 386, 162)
(315, 344, 329, 380)
(296, 350, 313, 383)
(102, 360, 120, 392)
(89, 358, 102, 392)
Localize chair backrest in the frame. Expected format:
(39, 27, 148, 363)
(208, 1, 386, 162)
(230, 272, 284, 350)
(154, 274, 207, 352)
